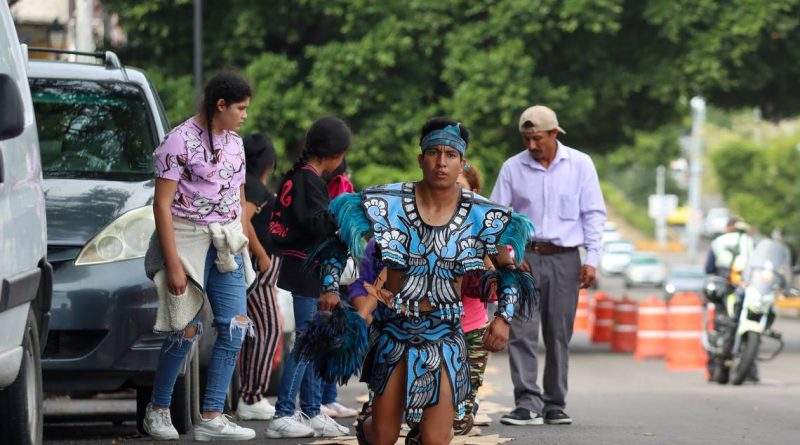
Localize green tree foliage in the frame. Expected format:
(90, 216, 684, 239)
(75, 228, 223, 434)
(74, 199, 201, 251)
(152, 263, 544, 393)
(102, 0, 800, 189)
(710, 136, 800, 247)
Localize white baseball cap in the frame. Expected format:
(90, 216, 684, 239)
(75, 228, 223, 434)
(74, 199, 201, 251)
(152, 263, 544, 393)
(519, 105, 566, 134)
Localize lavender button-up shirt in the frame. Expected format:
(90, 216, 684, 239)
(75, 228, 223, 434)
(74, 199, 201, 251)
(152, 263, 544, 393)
(490, 141, 607, 267)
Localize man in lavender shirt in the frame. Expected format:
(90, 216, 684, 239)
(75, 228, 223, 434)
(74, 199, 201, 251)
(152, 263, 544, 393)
(492, 105, 606, 426)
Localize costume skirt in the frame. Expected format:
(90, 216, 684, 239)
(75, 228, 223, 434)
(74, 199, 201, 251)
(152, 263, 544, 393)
(361, 304, 470, 423)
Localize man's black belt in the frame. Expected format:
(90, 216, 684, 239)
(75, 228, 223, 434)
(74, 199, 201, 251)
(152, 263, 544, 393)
(526, 242, 578, 255)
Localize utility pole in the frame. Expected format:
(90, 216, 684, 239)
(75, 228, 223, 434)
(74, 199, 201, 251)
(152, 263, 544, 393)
(74, 0, 94, 62)
(687, 96, 706, 258)
(193, 0, 203, 108)
(656, 165, 667, 250)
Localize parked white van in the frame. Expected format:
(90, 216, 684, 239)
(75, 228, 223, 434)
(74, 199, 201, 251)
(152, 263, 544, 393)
(0, 2, 53, 444)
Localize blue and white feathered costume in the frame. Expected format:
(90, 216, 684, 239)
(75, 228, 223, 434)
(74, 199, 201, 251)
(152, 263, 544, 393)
(301, 180, 536, 424)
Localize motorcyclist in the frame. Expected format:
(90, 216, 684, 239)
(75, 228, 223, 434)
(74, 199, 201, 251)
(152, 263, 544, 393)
(703, 217, 754, 382)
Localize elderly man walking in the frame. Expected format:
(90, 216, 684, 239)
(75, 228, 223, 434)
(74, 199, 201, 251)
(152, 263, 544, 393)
(491, 105, 606, 426)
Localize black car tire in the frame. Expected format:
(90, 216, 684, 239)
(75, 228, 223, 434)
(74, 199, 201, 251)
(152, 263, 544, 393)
(171, 348, 199, 433)
(0, 308, 43, 445)
(136, 346, 199, 435)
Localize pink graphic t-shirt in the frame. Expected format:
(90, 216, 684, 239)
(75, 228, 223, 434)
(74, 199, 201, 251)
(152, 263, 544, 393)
(153, 117, 246, 224)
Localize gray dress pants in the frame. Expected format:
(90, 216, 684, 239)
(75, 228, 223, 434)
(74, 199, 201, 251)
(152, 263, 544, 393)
(508, 249, 581, 414)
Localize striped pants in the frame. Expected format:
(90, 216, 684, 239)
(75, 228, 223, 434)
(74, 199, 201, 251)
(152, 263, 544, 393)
(238, 256, 282, 404)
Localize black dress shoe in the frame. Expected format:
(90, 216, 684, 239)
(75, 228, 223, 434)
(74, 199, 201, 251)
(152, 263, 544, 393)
(544, 409, 572, 425)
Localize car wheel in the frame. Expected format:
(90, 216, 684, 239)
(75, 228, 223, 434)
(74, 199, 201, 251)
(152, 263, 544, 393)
(0, 308, 43, 445)
(136, 346, 199, 435)
(171, 347, 199, 433)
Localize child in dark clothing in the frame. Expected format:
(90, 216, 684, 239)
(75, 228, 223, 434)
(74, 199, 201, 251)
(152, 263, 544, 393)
(265, 116, 352, 439)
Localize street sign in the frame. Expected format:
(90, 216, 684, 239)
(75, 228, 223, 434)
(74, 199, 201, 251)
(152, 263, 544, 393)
(648, 194, 678, 219)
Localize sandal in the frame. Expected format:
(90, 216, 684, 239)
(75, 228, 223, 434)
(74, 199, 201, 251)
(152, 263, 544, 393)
(356, 402, 373, 445)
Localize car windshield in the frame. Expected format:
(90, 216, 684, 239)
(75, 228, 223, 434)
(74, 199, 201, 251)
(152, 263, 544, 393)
(30, 78, 156, 180)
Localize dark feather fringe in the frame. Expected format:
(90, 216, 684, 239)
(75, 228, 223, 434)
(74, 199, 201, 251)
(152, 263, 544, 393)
(330, 193, 371, 261)
(498, 213, 536, 266)
(293, 304, 368, 385)
(303, 237, 349, 272)
(480, 267, 538, 320)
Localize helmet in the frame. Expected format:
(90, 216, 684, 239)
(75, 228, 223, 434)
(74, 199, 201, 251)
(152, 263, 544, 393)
(703, 275, 728, 304)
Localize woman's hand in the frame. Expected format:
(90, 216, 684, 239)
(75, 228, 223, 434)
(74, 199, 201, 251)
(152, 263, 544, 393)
(166, 263, 188, 296)
(256, 253, 272, 273)
(318, 291, 341, 312)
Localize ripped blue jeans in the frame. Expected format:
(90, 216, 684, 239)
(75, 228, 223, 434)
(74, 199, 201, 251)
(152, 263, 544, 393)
(151, 245, 251, 413)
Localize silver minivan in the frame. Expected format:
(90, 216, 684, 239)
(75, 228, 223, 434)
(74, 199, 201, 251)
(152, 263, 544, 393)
(0, 2, 53, 444)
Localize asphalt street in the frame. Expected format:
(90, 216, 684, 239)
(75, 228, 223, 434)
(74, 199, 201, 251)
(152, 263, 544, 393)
(42, 238, 800, 444)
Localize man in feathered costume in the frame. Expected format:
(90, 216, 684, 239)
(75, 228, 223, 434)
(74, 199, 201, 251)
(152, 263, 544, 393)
(300, 117, 537, 445)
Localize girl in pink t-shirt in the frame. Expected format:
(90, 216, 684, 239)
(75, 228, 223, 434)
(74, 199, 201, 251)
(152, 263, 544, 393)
(146, 72, 256, 441)
(454, 161, 495, 435)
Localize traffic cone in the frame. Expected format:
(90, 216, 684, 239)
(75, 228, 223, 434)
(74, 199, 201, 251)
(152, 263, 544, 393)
(634, 296, 668, 360)
(575, 289, 590, 332)
(611, 296, 638, 353)
(591, 292, 614, 344)
(666, 292, 706, 371)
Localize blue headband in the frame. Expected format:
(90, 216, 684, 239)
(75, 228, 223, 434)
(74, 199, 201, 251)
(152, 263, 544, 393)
(420, 124, 467, 155)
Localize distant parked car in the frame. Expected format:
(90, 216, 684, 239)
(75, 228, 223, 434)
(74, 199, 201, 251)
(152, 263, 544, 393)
(602, 222, 622, 245)
(703, 207, 730, 238)
(599, 240, 635, 276)
(664, 264, 706, 298)
(624, 253, 667, 288)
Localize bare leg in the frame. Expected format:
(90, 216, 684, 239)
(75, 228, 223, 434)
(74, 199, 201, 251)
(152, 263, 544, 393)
(418, 368, 455, 445)
(363, 359, 406, 445)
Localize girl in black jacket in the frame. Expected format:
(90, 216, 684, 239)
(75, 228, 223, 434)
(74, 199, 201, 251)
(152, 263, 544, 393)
(265, 116, 353, 438)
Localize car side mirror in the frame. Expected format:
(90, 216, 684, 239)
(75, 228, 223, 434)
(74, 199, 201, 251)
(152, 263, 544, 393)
(0, 74, 25, 141)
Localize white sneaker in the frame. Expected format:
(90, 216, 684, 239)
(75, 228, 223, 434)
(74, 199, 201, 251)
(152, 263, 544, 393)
(321, 402, 359, 418)
(143, 403, 179, 441)
(237, 397, 276, 420)
(309, 413, 349, 437)
(264, 413, 315, 438)
(193, 414, 256, 441)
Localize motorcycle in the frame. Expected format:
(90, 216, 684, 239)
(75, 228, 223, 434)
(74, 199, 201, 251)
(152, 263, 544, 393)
(703, 238, 796, 385)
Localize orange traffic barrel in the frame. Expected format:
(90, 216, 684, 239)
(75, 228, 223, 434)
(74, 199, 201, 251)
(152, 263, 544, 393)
(634, 296, 668, 360)
(591, 292, 614, 344)
(611, 297, 638, 353)
(666, 292, 706, 371)
(575, 289, 590, 332)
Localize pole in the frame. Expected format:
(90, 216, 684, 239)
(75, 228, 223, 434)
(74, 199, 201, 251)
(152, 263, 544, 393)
(656, 165, 666, 250)
(687, 96, 706, 258)
(74, 0, 94, 62)
(193, 0, 203, 108)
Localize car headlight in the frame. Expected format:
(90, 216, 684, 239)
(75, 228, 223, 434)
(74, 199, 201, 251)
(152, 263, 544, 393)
(75, 206, 155, 266)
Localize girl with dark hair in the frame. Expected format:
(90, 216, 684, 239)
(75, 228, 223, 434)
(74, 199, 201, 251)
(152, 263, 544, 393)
(264, 116, 353, 439)
(236, 133, 283, 420)
(320, 157, 359, 419)
(145, 71, 256, 441)
(453, 161, 493, 436)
